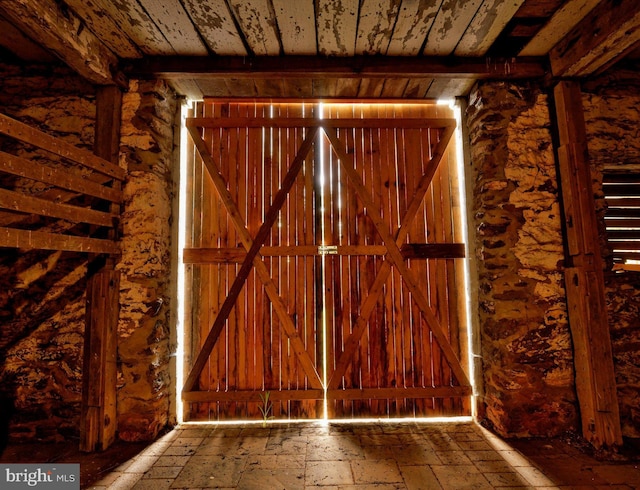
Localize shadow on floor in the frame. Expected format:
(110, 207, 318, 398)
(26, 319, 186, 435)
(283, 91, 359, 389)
(2, 422, 640, 489)
(0, 437, 149, 487)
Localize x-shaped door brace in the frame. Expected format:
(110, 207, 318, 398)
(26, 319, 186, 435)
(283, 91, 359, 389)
(183, 125, 322, 392)
(323, 127, 470, 389)
(183, 121, 471, 395)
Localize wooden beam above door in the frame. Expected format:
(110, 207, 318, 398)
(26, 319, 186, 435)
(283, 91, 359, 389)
(126, 55, 547, 81)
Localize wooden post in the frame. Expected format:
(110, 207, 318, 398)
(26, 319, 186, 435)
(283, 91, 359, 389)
(552, 80, 622, 447)
(81, 265, 120, 451)
(80, 85, 123, 451)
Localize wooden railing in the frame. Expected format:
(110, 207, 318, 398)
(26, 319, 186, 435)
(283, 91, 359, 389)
(0, 113, 123, 254)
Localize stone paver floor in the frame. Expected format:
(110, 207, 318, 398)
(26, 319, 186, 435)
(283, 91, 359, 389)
(4, 420, 637, 489)
(83, 421, 640, 489)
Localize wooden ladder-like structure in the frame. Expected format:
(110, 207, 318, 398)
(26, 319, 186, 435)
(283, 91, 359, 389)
(0, 87, 124, 451)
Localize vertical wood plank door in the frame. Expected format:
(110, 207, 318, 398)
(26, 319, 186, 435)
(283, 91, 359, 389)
(182, 102, 472, 422)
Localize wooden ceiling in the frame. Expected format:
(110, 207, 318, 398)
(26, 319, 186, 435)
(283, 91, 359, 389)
(0, 0, 639, 100)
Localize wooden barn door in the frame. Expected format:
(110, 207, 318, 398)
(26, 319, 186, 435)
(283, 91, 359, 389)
(182, 102, 471, 421)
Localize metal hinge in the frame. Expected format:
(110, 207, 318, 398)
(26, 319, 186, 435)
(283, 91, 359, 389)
(318, 245, 338, 255)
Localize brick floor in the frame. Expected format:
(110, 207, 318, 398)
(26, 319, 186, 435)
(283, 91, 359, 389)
(3, 421, 640, 489)
(81, 421, 640, 489)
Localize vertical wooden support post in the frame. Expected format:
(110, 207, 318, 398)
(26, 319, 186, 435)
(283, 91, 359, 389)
(553, 80, 622, 447)
(81, 267, 121, 451)
(80, 85, 123, 451)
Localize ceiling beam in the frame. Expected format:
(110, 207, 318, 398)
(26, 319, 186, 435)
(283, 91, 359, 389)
(123, 55, 548, 80)
(0, 0, 127, 87)
(550, 0, 640, 77)
(520, 0, 600, 57)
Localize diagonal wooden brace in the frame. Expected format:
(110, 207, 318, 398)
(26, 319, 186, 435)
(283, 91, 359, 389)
(183, 125, 322, 393)
(327, 124, 455, 389)
(324, 127, 470, 389)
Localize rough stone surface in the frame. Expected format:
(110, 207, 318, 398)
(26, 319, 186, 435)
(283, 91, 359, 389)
(116, 79, 177, 442)
(582, 70, 640, 438)
(0, 66, 178, 444)
(466, 81, 578, 438)
(0, 64, 95, 442)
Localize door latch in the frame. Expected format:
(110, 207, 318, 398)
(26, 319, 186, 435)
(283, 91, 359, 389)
(318, 245, 338, 255)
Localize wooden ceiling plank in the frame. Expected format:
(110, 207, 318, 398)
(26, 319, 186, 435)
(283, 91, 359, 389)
(228, 0, 281, 55)
(455, 0, 525, 56)
(283, 78, 315, 98)
(171, 79, 205, 100)
(182, 0, 247, 55)
(387, 0, 443, 55)
(355, 0, 401, 55)
(335, 78, 362, 97)
(89, 0, 176, 55)
(316, 0, 359, 56)
(63, 0, 142, 58)
(403, 78, 434, 99)
(136, 0, 208, 55)
(380, 78, 410, 98)
(312, 78, 339, 98)
(519, 0, 600, 56)
(550, 0, 640, 77)
(357, 78, 385, 98)
(514, 0, 565, 18)
(224, 78, 258, 97)
(0, 0, 122, 86)
(272, 0, 316, 55)
(188, 80, 225, 100)
(423, 0, 483, 55)
(426, 78, 475, 98)
(254, 78, 286, 97)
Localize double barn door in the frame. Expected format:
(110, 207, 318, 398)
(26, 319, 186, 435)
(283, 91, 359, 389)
(182, 102, 471, 421)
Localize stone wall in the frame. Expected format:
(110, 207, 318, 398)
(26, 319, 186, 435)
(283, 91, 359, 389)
(582, 70, 640, 438)
(0, 64, 96, 442)
(0, 66, 178, 444)
(466, 81, 578, 437)
(116, 79, 177, 441)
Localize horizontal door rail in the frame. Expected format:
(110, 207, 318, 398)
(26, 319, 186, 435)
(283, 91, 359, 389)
(188, 117, 456, 129)
(182, 386, 472, 403)
(183, 244, 465, 263)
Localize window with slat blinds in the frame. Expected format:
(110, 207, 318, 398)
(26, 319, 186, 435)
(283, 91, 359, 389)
(604, 171, 640, 272)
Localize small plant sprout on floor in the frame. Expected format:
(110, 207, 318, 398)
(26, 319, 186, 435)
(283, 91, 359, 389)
(258, 391, 274, 427)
